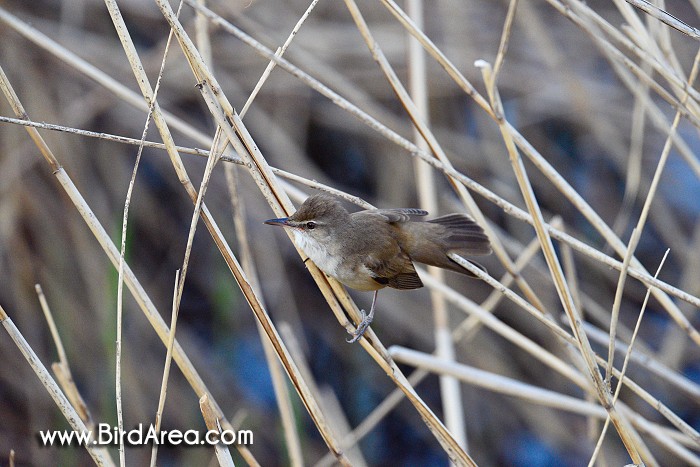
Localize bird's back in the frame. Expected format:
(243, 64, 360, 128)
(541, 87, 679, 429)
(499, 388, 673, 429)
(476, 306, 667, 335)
(349, 208, 491, 284)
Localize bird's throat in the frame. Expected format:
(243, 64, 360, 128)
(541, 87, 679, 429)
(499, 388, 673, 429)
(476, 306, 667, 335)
(292, 230, 341, 277)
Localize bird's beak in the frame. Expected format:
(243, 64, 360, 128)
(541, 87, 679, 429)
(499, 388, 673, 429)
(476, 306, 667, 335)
(264, 217, 290, 227)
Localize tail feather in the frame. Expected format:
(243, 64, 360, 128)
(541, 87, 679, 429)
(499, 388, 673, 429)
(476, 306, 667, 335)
(428, 214, 491, 255)
(428, 214, 482, 229)
(402, 213, 492, 277)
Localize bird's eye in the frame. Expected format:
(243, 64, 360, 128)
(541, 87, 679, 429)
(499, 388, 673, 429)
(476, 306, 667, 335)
(306, 221, 316, 230)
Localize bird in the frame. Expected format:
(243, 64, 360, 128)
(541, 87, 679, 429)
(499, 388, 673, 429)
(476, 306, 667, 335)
(265, 194, 491, 343)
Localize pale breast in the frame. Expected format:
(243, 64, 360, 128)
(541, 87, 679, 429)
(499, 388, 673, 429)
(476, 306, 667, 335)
(291, 230, 384, 291)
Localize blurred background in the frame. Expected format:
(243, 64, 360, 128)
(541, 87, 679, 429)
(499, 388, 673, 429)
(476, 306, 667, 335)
(1, 0, 699, 465)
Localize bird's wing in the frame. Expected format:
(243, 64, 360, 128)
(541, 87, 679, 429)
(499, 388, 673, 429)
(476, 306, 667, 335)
(366, 251, 424, 290)
(365, 208, 428, 223)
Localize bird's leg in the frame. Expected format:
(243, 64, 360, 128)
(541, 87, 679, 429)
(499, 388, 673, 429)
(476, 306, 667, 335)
(347, 290, 378, 343)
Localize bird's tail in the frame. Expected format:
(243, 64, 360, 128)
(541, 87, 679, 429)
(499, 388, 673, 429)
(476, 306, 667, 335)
(403, 214, 491, 277)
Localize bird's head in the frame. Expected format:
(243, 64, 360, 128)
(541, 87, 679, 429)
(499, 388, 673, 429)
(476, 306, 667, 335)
(264, 194, 350, 243)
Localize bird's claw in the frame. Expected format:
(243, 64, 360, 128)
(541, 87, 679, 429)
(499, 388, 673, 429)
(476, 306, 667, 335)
(347, 309, 372, 343)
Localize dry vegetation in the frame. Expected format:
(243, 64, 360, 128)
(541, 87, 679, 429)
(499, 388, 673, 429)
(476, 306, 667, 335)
(1, 0, 699, 466)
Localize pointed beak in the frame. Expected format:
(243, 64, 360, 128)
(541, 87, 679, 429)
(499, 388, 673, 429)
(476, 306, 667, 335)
(264, 217, 290, 227)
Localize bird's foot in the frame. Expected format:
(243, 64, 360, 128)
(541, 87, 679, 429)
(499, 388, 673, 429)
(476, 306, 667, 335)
(347, 309, 373, 343)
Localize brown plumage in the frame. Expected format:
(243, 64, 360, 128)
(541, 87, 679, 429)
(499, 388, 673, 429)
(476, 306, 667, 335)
(265, 194, 491, 342)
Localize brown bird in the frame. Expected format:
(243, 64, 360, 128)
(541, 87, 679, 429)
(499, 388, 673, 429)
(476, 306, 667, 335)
(265, 194, 491, 342)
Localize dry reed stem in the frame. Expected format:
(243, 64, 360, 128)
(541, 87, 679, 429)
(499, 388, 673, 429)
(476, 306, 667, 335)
(114, 4, 180, 461)
(240, 0, 321, 118)
(230, 24, 316, 461)
(435, 259, 590, 386)
(35, 285, 68, 368)
(154, 1, 480, 463)
(163, 0, 212, 323)
(560, 234, 583, 315)
(452, 223, 567, 373)
(2, 1, 699, 464)
(591, 249, 672, 466)
(36, 286, 116, 464)
(207, 0, 700, 332)
(0, 305, 113, 466)
(317, 228, 548, 464)
(3, 0, 700, 318)
(11, 28, 691, 310)
(612, 63, 650, 238)
(614, 0, 680, 75)
(378, 0, 700, 349)
(200, 395, 236, 467)
(316, 226, 551, 467)
(278, 325, 363, 465)
(406, 0, 467, 452)
(390, 346, 607, 418)
(447, 255, 700, 447)
(606, 228, 642, 385)
(317, 387, 369, 467)
(0, 114, 366, 208)
(148, 0, 353, 462)
(561, 0, 700, 136)
(502, 15, 700, 342)
(454, 219, 557, 342)
(348, 0, 546, 318)
(627, 43, 700, 364)
(583, 323, 700, 401)
(480, 59, 646, 462)
(389, 346, 700, 465)
(0, 8, 205, 144)
(0, 55, 262, 467)
(136, 1, 700, 316)
(623, 0, 700, 40)
(607, 44, 700, 386)
(583, 295, 655, 356)
(150, 270, 182, 467)
(173, 101, 223, 323)
(621, 409, 700, 466)
(205, 89, 353, 464)
(314, 365, 432, 467)
(0, 115, 211, 155)
(225, 162, 304, 466)
(35, 284, 95, 429)
(194, 0, 212, 67)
